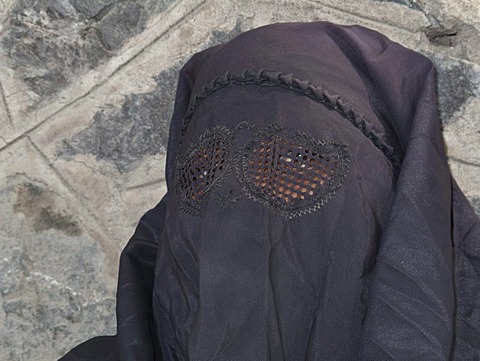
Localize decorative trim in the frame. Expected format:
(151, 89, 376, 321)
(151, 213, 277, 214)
(214, 186, 242, 211)
(235, 122, 351, 219)
(179, 69, 400, 167)
(174, 125, 237, 216)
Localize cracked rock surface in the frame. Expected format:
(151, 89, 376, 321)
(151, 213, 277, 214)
(0, 0, 478, 359)
(0, 175, 116, 360)
(0, 0, 176, 107)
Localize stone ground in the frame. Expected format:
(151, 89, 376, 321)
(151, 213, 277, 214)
(0, 0, 478, 359)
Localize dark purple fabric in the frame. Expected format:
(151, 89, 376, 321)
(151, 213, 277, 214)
(58, 336, 118, 360)
(59, 21, 480, 361)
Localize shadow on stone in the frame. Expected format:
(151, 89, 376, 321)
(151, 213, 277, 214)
(424, 52, 479, 123)
(13, 181, 81, 236)
(56, 18, 249, 173)
(56, 61, 182, 173)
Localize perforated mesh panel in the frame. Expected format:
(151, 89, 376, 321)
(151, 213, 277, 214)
(240, 129, 350, 217)
(175, 123, 350, 218)
(175, 126, 233, 214)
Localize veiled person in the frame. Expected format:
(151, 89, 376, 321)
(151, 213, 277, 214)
(60, 20, 480, 361)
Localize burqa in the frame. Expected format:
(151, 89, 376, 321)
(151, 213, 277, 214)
(60, 21, 480, 360)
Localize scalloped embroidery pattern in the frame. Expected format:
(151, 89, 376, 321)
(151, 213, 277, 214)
(179, 69, 399, 167)
(175, 122, 351, 218)
(174, 125, 235, 216)
(236, 123, 350, 219)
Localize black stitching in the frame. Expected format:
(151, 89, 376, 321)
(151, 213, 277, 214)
(178, 69, 400, 168)
(176, 122, 351, 218)
(235, 122, 351, 219)
(174, 125, 236, 216)
(215, 187, 242, 211)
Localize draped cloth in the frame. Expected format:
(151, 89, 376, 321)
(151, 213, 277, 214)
(60, 21, 480, 361)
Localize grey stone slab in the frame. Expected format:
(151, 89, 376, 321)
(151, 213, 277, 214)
(0, 174, 117, 361)
(424, 53, 480, 122)
(444, 96, 480, 166)
(0, 0, 17, 26)
(1, 2, 106, 100)
(0, 76, 16, 144)
(333, 0, 480, 63)
(0, 234, 116, 361)
(471, 197, 480, 217)
(0, 123, 18, 149)
(0, 0, 176, 104)
(18, 13, 247, 261)
(96, 2, 146, 51)
(0, 0, 204, 143)
(440, 0, 480, 29)
(0, 137, 120, 260)
(318, 0, 429, 31)
(69, 0, 114, 19)
(56, 62, 182, 174)
(0, 139, 120, 361)
(374, 0, 441, 26)
(449, 158, 480, 217)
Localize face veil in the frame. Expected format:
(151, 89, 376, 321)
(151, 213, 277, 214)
(60, 21, 480, 361)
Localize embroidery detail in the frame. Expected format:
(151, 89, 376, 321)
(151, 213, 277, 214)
(178, 69, 400, 167)
(235, 120, 257, 130)
(215, 187, 242, 211)
(174, 125, 235, 216)
(236, 123, 350, 219)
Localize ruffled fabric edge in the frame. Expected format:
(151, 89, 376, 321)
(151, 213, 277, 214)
(179, 68, 401, 168)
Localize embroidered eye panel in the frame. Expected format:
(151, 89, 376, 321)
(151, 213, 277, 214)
(240, 130, 350, 218)
(174, 125, 235, 215)
(174, 123, 350, 218)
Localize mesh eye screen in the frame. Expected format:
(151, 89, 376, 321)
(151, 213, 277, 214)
(175, 124, 350, 218)
(174, 126, 233, 214)
(245, 135, 338, 207)
(240, 130, 350, 217)
(179, 137, 227, 201)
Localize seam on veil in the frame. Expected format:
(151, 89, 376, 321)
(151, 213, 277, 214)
(179, 68, 401, 168)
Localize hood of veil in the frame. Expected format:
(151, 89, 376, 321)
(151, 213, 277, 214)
(153, 20, 479, 360)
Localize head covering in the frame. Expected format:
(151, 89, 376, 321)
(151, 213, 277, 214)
(60, 20, 480, 361)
